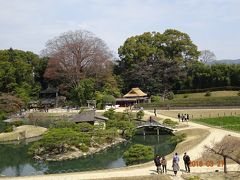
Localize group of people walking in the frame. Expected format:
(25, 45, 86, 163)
(177, 113, 190, 122)
(153, 155, 167, 174)
(154, 152, 191, 175)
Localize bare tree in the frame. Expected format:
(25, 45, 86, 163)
(43, 30, 113, 87)
(0, 93, 23, 113)
(199, 50, 216, 63)
(204, 135, 240, 173)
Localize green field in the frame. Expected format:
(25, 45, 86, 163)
(174, 90, 239, 99)
(138, 91, 240, 108)
(159, 109, 240, 120)
(193, 116, 240, 132)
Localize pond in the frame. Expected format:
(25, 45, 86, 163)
(0, 135, 176, 177)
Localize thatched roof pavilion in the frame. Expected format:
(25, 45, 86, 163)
(123, 88, 147, 98)
(116, 88, 149, 107)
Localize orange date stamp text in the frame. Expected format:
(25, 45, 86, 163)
(190, 160, 224, 167)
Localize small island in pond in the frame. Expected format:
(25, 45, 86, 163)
(28, 109, 136, 161)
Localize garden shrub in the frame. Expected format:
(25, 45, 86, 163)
(50, 120, 76, 129)
(151, 95, 161, 102)
(123, 144, 154, 165)
(11, 121, 23, 127)
(136, 110, 144, 120)
(102, 95, 116, 105)
(79, 144, 89, 152)
(167, 91, 174, 100)
(163, 119, 179, 128)
(205, 91, 211, 97)
(103, 108, 116, 120)
(183, 94, 189, 98)
(170, 133, 186, 143)
(0, 110, 6, 121)
(96, 102, 103, 110)
(4, 125, 13, 132)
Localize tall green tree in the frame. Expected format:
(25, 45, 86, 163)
(0, 49, 47, 103)
(71, 78, 95, 106)
(115, 30, 200, 94)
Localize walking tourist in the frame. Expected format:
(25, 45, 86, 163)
(187, 114, 189, 121)
(183, 152, 191, 173)
(154, 108, 157, 116)
(154, 155, 162, 174)
(172, 156, 180, 176)
(184, 114, 187, 121)
(149, 116, 153, 123)
(181, 114, 184, 122)
(177, 113, 181, 122)
(161, 156, 167, 174)
(173, 152, 180, 163)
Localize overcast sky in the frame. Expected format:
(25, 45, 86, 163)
(0, 0, 239, 59)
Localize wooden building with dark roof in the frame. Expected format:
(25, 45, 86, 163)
(70, 110, 108, 127)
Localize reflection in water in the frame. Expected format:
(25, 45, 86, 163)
(0, 135, 176, 177)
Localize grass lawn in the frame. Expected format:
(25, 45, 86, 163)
(159, 109, 240, 120)
(175, 90, 239, 99)
(139, 96, 240, 108)
(193, 116, 240, 132)
(138, 91, 240, 108)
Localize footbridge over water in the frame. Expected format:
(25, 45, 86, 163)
(136, 118, 174, 135)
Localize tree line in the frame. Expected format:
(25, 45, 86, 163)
(0, 29, 240, 113)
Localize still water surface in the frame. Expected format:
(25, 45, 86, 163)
(0, 135, 176, 176)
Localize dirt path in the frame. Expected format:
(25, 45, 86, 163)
(3, 109, 240, 180)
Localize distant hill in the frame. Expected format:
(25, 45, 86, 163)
(208, 59, 240, 65)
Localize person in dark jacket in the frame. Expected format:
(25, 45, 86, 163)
(154, 155, 162, 174)
(183, 152, 191, 172)
(177, 113, 181, 122)
(154, 108, 157, 116)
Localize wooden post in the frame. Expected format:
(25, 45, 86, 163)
(157, 128, 159, 136)
(224, 156, 227, 173)
(55, 90, 58, 108)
